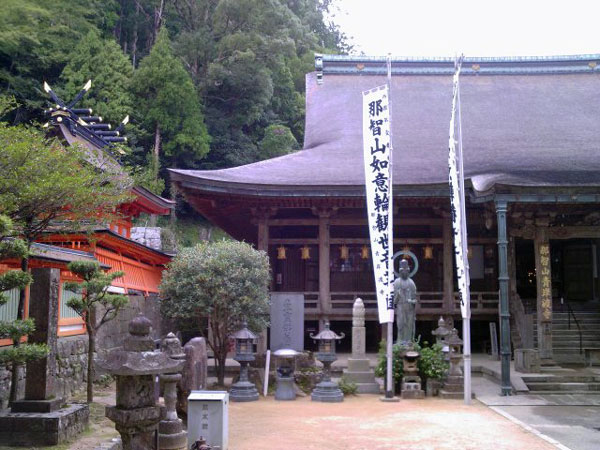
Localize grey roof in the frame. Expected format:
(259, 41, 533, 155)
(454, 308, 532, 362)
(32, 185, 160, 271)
(29, 242, 109, 268)
(170, 54, 600, 197)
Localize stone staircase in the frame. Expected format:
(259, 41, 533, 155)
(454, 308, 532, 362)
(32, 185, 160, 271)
(522, 374, 600, 395)
(533, 311, 600, 364)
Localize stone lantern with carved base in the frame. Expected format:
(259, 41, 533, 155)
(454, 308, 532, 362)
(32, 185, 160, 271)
(230, 320, 259, 402)
(99, 315, 184, 450)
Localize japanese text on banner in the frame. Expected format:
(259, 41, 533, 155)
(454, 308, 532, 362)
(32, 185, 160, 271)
(448, 67, 470, 319)
(363, 85, 394, 324)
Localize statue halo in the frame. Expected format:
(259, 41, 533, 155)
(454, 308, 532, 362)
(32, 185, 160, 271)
(392, 250, 419, 278)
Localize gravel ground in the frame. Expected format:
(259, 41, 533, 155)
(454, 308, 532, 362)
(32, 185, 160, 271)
(227, 394, 558, 450)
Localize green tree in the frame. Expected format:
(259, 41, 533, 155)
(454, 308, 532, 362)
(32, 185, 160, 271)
(59, 30, 134, 124)
(65, 261, 128, 403)
(258, 124, 299, 160)
(0, 119, 131, 320)
(0, 214, 47, 405)
(160, 240, 271, 385)
(132, 27, 210, 174)
(0, 0, 119, 123)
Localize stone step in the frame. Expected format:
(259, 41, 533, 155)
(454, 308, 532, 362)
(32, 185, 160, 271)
(525, 382, 600, 392)
(522, 375, 600, 383)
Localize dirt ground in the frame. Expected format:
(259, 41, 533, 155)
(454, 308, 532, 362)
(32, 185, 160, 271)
(228, 395, 557, 450)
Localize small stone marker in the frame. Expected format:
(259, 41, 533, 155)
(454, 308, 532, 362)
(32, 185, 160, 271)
(270, 293, 304, 352)
(343, 298, 380, 394)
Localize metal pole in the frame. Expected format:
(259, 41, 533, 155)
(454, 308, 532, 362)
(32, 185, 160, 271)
(496, 200, 512, 395)
(455, 60, 471, 404)
(385, 54, 395, 399)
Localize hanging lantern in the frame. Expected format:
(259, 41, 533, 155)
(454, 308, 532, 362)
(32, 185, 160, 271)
(424, 245, 434, 260)
(402, 244, 410, 259)
(361, 245, 369, 259)
(277, 245, 287, 260)
(340, 244, 349, 260)
(301, 245, 310, 260)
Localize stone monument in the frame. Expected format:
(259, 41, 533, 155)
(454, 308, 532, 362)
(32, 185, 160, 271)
(0, 268, 89, 447)
(178, 337, 208, 415)
(393, 260, 417, 345)
(342, 298, 379, 394)
(99, 314, 184, 449)
(270, 293, 304, 352)
(159, 333, 187, 450)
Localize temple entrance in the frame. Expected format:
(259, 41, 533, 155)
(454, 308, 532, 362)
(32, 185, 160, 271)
(551, 239, 599, 307)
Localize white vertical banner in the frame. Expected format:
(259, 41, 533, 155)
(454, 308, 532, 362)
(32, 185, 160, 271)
(363, 85, 394, 324)
(448, 60, 471, 320)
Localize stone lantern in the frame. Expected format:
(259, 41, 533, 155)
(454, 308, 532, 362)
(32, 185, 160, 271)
(432, 316, 451, 363)
(310, 322, 345, 402)
(159, 332, 187, 450)
(447, 328, 463, 377)
(273, 348, 300, 400)
(99, 314, 184, 450)
(229, 320, 259, 402)
(401, 350, 424, 399)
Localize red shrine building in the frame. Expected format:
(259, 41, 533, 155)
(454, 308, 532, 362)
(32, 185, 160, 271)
(170, 55, 600, 375)
(0, 85, 174, 346)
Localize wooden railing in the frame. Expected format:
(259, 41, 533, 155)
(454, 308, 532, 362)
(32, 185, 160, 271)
(301, 291, 499, 316)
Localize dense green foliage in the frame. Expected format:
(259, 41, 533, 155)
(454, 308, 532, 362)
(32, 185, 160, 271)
(66, 260, 129, 403)
(0, 0, 348, 196)
(375, 340, 448, 390)
(160, 240, 271, 384)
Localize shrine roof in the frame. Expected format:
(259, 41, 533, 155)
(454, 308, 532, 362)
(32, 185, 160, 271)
(29, 242, 108, 267)
(170, 54, 600, 197)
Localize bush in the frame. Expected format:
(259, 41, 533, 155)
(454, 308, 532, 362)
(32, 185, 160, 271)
(375, 340, 447, 389)
(418, 342, 448, 381)
(338, 377, 358, 396)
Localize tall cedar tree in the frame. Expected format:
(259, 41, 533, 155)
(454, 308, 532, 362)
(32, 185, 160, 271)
(60, 30, 134, 125)
(132, 28, 210, 173)
(65, 261, 128, 403)
(160, 240, 271, 386)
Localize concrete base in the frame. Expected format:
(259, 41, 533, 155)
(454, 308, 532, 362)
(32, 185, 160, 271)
(311, 380, 344, 403)
(230, 380, 259, 402)
(401, 379, 425, 399)
(0, 403, 89, 447)
(343, 358, 380, 394)
(379, 396, 400, 402)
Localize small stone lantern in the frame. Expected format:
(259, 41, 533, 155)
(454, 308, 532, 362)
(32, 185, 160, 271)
(432, 316, 452, 363)
(310, 322, 345, 402)
(401, 350, 424, 399)
(229, 320, 259, 402)
(447, 328, 464, 377)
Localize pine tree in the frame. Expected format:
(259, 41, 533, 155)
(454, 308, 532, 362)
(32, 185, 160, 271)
(60, 30, 134, 124)
(132, 27, 210, 173)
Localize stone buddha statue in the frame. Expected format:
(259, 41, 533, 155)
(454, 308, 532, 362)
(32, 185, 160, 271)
(393, 259, 418, 345)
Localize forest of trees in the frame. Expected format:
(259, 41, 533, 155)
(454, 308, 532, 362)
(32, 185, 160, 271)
(0, 0, 350, 197)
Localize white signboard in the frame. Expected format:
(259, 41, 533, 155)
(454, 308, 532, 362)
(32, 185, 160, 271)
(363, 85, 394, 324)
(448, 66, 471, 320)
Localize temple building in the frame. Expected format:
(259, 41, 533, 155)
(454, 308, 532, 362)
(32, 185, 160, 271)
(0, 84, 174, 345)
(170, 54, 600, 375)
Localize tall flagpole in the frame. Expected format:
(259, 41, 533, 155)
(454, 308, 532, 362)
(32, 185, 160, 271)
(385, 54, 394, 399)
(455, 58, 472, 404)
(448, 55, 471, 405)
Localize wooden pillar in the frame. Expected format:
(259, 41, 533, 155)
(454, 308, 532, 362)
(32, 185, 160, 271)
(317, 209, 332, 324)
(495, 200, 512, 396)
(442, 215, 454, 314)
(252, 208, 274, 355)
(534, 227, 553, 360)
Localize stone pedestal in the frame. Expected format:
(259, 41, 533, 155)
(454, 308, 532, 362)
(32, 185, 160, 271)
(274, 373, 296, 400)
(159, 333, 187, 450)
(514, 348, 540, 373)
(343, 298, 380, 394)
(439, 375, 465, 399)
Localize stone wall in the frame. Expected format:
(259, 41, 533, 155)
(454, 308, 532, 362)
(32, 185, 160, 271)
(0, 294, 172, 407)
